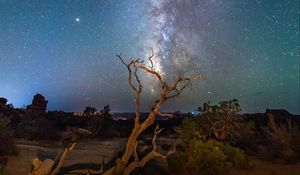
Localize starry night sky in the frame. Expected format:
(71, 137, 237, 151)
(0, 0, 299, 114)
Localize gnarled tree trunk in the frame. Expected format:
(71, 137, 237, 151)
(102, 50, 200, 175)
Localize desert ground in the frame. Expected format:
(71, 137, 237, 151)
(2, 138, 127, 175)
(2, 137, 174, 175)
(2, 138, 300, 175)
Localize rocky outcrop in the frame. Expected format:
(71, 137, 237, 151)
(243, 109, 300, 131)
(26, 94, 48, 113)
(0, 97, 8, 109)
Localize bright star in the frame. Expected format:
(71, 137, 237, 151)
(75, 17, 80, 22)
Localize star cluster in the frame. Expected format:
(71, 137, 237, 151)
(0, 0, 299, 113)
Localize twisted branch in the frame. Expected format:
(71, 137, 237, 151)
(49, 143, 76, 175)
(123, 125, 175, 175)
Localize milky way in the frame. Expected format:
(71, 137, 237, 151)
(0, 0, 299, 113)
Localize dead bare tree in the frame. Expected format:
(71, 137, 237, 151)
(28, 50, 200, 175)
(102, 50, 201, 175)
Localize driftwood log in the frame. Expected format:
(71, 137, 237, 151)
(29, 143, 76, 175)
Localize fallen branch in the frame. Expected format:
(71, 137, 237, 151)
(28, 143, 76, 175)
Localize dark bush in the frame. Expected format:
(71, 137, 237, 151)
(46, 111, 85, 129)
(261, 114, 300, 163)
(0, 116, 17, 156)
(197, 99, 243, 141)
(15, 117, 61, 141)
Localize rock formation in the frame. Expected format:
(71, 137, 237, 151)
(26, 94, 48, 113)
(244, 109, 300, 131)
(0, 97, 8, 109)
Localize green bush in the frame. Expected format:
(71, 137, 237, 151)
(169, 109, 249, 175)
(212, 140, 249, 169)
(168, 139, 248, 175)
(181, 117, 205, 146)
(168, 151, 188, 174)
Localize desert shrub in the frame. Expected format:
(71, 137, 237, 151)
(83, 106, 97, 118)
(181, 117, 206, 145)
(198, 99, 243, 141)
(212, 140, 249, 169)
(15, 118, 34, 139)
(168, 110, 249, 175)
(168, 151, 188, 174)
(233, 120, 261, 154)
(47, 111, 85, 129)
(33, 119, 61, 140)
(291, 131, 300, 160)
(88, 116, 119, 138)
(168, 139, 248, 175)
(0, 116, 17, 156)
(87, 105, 119, 138)
(16, 117, 61, 141)
(8, 113, 21, 129)
(262, 114, 300, 163)
(0, 157, 8, 173)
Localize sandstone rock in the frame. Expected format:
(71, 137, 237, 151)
(26, 94, 48, 113)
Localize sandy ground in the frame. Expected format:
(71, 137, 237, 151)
(2, 138, 300, 175)
(2, 138, 127, 175)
